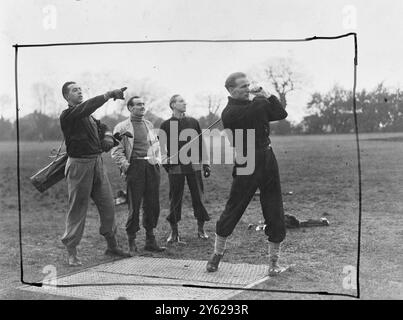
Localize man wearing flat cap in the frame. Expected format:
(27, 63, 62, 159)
(60, 82, 129, 266)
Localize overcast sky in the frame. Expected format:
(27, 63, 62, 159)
(1, 0, 402, 122)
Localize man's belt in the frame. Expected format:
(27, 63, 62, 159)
(133, 156, 151, 160)
(71, 153, 101, 159)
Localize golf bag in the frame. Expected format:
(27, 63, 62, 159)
(30, 152, 67, 193)
(30, 139, 67, 193)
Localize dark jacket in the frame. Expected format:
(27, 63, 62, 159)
(159, 116, 208, 172)
(60, 95, 109, 157)
(221, 95, 287, 153)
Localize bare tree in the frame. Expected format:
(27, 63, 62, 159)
(252, 57, 304, 109)
(194, 92, 225, 129)
(80, 71, 117, 117)
(120, 78, 168, 114)
(31, 82, 57, 114)
(195, 92, 224, 116)
(78, 72, 168, 116)
(205, 93, 223, 116)
(249, 57, 306, 135)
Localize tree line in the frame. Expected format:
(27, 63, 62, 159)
(1, 81, 401, 141)
(1, 56, 402, 141)
(196, 82, 403, 134)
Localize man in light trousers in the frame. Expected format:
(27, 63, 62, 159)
(60, 82, 130, 266)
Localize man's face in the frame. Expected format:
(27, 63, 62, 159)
(66, 83, 83, 105)
(172, 96, 187, 113)
(229, 77, 250, 101)
(128, 97, 146, 117)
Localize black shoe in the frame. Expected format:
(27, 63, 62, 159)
(144, 238, 166, 252)
(105, 247, 131, 257)
(197, 221, 209, 240)
(68, 254, 82, 267)
(268, 262, 290, 276)
(167, 232, 187, 245)
(105, 235, 130, 257)
(197, 230, 209, 240)
(206, 253, 223, 272)
(67, 247, 82, 266)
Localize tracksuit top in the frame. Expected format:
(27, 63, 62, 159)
(221, 95, 288, 155)
(60, 95, 109, 158)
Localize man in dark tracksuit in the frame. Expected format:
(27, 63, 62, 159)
(206, 72, 289, 276)
(60, 82, 129, 266)
(159, 94, 211, 244)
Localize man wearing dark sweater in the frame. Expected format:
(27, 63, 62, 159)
(159, 95, 211, 244)
(206, 72, 289, 276)
(60, 82, 129, 266)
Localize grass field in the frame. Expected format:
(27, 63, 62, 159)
(0, 132, 402, 299)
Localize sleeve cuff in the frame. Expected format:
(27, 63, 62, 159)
(268, 95, 279, 103)
(103, 92, 111, 101)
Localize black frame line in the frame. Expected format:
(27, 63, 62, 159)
(13, 32, 361, 299)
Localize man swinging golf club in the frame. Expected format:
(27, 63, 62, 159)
(206, 72, 289, 276)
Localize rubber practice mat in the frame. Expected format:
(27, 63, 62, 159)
(20, 257, 269, 300)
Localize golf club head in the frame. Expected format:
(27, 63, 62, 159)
(113, 131, 133, 141)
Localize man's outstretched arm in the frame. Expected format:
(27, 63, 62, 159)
(61, 87, 127, 123)
(61, 95, 108, 123)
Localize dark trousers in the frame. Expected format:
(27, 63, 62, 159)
(126, 160, 160, 239)
(167, 171, 210, 224)
(216, 147, 286, 243)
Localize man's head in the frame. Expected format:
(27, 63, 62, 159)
(127, 96, 146, 117)
(169, 94, 186, 113)
(62, 82, 83, 105)
(224, 72, 250, 101)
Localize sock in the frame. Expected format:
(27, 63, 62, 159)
(214, 234, 227, 255)
(197, 220, 204, 232)
(268, 241, 281, 264)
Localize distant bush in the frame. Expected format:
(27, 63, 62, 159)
(18, 111, 62, 141)
(0, 117, 14, 140)
(0, 110, 166, 141)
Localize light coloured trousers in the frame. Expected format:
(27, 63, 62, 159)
(61, 154, 116, 250)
